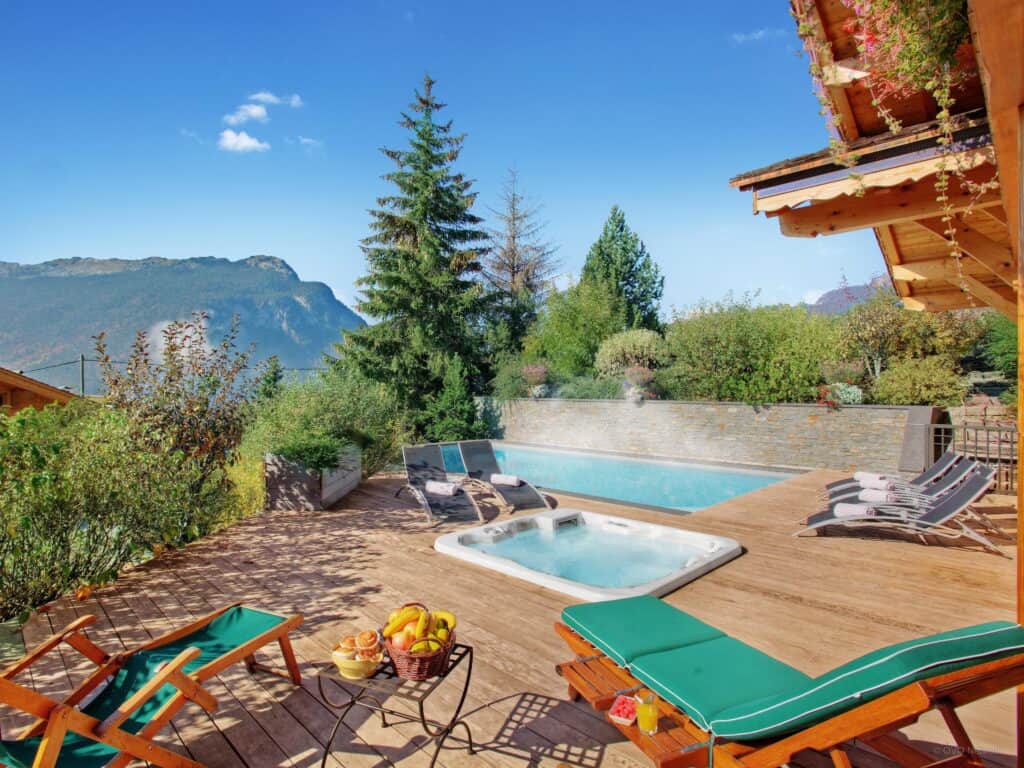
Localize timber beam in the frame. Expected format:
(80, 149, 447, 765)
(913, 217, 1016, 287)
(776, 168, 1001, 237)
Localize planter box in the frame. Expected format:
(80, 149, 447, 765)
(264, 447, 361, 511)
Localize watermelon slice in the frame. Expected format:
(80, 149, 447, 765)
(608, 694, 637, 726)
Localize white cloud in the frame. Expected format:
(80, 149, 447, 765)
(802, 289, 826, 305)
(731, 27, 787, 44)
(218, 129, 270, 153)
(223, 103, 268, 126)
(179, 128, 203, 145)
(298, 136, 322, 148)
(248, 91, 303, 108)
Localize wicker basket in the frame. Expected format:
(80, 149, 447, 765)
(383, 602, 456, 681)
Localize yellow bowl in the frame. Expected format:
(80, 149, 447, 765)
(332, 650, 383, 679)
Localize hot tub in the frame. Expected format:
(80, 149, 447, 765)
(433, 508, 742, 602)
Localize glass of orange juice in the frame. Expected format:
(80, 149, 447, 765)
(636, 694, 658, 735)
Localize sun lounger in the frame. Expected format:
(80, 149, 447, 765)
(824, 450, 963, 499)
(799, 466, 1005, 552)
(458, 440, 550, 512)
(401, 443, 484, 521)
(0, 603, 302, 768)
(556, 595, 1024, 768)
(826, 455, 978, 506)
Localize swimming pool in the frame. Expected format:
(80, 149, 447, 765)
(434, 508, 742, 601)
(440, 442, 791, 512)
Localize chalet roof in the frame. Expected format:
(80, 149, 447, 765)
(730, 0, 1018, 320)
(0, 366, 77, 405)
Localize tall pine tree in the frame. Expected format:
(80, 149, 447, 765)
(342, 76, 488, 430)
(482, 168, 559, 356)
(581, 205, 664, 330)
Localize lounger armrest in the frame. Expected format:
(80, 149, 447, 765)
(96, 646, 219, 737)
(1, 615, 110, 680)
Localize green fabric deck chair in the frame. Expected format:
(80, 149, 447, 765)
(0, 603, 303, 768)
(556, 596, 1024, 768)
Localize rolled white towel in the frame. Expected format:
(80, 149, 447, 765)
(858, 488, 896, 504)
(853, 471, 888, 483)
(833, 502, 876, 519)
(490, 473, 522, 487)
(425, 480, 459, 497)
(859, 477, 895, 491)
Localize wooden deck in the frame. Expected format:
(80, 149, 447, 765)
(2, 470, 1018, 768)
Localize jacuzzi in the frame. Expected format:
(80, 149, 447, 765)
(434, 508, 742, 602)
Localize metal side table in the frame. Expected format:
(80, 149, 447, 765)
(318, 643, 475, 768)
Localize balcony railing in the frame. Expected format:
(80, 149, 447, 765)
(928, 422, 1018, 493)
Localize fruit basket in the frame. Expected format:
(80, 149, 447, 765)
(382, 601, 457, 681)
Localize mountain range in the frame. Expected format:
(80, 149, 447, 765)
(0, 255, 364, 393)
(807, 275, 890, 315)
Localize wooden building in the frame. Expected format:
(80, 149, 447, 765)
(0, 366, 76, 414)
(732, 0, 1024, 760)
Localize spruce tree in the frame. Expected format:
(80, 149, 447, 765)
(482, 168, 559, 356)
(581, 205, 664, 330)
(342, 76, 488, 430)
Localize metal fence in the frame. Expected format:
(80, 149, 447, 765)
(928, 422, 1018, 492)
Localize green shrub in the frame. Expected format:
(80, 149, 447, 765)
(275, 435, 344, 472)
(657, 297, 837, 404)
(491, 356, 529, 401)
(556, 376, 623, 400)
(522, 280, 627, 379)
(826, 382, 864, 405)
(246, 361, 412, 478)
(595, 329, 666, 377)
(0, 402, 210, 621)
(422, 355, 489, 442)
(870, 357, 969, 405)
(980, 312, 1017, 380)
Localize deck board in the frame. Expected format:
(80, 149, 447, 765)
(1, 469, 1018, 767)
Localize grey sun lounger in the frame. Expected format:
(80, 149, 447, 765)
(458, 439, 550, 511)
(798, 466, 1005, 552)
(824, 450, 963, 498)
(827, 454, 978, 505)
(401, 444, 484, 522)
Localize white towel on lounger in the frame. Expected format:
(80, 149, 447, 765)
(858, 488, 896, 504)
(853, 471, 888, 483)
(425, 480, 459, 496)
(490, 473, 522, 487)
(833, 502, 876, 519)
(859, 477, 895, 491)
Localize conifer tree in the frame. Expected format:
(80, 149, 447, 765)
(342, 76, 488, 429)
(581, 205, 664, 330)
(482, 169, 559, 355)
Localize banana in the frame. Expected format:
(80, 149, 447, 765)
(432, 610, 457, 631)
(414, 610, 430, 639)
(410, 637, 441, 654)
(383, 606, 420, 637)
(436, 627, 450, 643)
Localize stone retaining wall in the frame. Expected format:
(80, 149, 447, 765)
(494, 399, 912, 473)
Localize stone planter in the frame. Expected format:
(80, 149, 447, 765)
(264, 447, 361, 511)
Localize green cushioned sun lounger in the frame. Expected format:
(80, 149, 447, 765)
(561, 596, 724, 666)
(558, 597, 1024, 768)
(1, 603, 303, 768)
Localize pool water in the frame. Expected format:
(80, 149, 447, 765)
(440, 443, 789, 512)
(467, 522, 703, 588)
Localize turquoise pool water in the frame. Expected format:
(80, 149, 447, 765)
(440, 443, 789, 512)
(465, 522, 705, 588)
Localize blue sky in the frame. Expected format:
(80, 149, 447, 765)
(0, 1, 885, 315)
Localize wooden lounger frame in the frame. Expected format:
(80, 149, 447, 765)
(555, 622, 1024, 768)
(1, 602, 303, 768)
